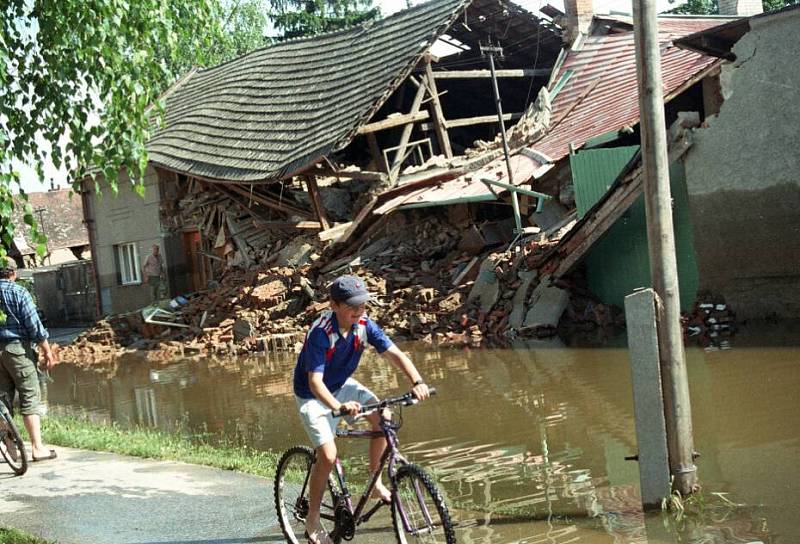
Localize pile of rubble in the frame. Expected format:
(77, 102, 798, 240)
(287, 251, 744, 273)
(59, 209, 622, 364)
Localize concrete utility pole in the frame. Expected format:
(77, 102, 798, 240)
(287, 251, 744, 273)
(632, 0, 698, 495)
(481, 43, 523, 234)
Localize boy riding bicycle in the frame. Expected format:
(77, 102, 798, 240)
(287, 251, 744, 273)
(293, 275, 429, 544)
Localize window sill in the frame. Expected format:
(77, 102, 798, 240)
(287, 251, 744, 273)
(120, 281, 142, 287)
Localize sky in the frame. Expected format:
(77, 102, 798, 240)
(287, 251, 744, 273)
(16, 0, 687, 194)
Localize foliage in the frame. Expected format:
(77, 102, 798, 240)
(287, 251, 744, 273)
(763, 0, 799, 10)
(666, 0, 797, 13)
(17, 410, 283, 478)
(666, 0, 717, 14)
(160, 0, 272, 88)
(268, 0, 380, 40)
(0, 527, 54, 544)
(16, 277, 36, 305)
(0, 0, 270, 273)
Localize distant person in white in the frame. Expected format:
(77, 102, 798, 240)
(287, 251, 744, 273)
(142, 245, 164, 302)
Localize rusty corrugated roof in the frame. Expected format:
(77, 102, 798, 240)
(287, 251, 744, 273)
(528, 17, 736, 162)
(372, 17, 732, 215)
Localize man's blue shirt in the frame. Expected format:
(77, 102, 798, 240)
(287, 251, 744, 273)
(293, 313, 393, 399)
(0, 279, 48, 343)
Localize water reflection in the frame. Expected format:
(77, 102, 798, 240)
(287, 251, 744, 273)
(47, 334, 799, 543)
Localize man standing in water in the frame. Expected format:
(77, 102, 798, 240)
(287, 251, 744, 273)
(293, 275, 430, 544)
(0, 258, 58, 461)
(142, 244, 164, 302)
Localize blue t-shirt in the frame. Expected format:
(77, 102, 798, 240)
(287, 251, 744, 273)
(293, 313, 394, 399)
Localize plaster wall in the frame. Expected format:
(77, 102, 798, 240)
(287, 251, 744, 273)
(88, 166, 166, 314)
(684, 12, 800, 319)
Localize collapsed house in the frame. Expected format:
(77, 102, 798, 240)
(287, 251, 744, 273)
(69, 0, 781, 362)
(82, 0, 562, 314)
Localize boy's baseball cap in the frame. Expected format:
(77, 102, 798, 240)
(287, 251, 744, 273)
(330, 275, 370, 305)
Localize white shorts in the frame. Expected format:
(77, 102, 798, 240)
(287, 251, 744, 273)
(295, 378, 378, 448)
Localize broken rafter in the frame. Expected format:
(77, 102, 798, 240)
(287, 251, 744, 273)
(420, 112, 524, 131)
(213, 184, 321, 232)
(258, 221, 321, 230)
(423, 60, 453, 158)
(390, 76, 429, 177)
(225, 183, 312, 219)
(311, 167, 387, 182)
(366, 133, 389, 173)
(356, 111, 430, 135)
(430, 68, 552, 79)
(304, 175, 330, 231)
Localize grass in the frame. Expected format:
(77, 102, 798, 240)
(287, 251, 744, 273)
(15, 411, 282, 479)
(0, 527, 54, 544)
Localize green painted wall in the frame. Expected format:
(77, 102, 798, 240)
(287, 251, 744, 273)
(572, 145, 640, 217)
(570, 148, 699, 311)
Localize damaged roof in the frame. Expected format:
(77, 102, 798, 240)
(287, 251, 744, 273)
(674, 4, 800, 60)
(527, 17, 737, 163)
(148, 0, 474, 183)
(370, 16, 735, 215)
(12, 190, 88, 255)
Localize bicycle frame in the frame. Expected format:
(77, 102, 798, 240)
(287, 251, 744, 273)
(325, 411, 419, 538)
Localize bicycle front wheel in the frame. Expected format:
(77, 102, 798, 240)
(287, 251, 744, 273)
(0, 409, 28, 476)
(274, 445, 340, 544)
(391, 464, 455, 544)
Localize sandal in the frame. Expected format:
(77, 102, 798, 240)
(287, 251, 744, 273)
(32, 449, 58, 462)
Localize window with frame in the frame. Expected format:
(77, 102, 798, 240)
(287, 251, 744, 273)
(116, 242, 141, 285)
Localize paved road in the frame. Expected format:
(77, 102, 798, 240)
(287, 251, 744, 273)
(0, 446, 398, 544)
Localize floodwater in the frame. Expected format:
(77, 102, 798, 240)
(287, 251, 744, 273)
(47, 324, 800, 543)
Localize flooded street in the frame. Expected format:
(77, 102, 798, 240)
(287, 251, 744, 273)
(47, 325, 799, 543)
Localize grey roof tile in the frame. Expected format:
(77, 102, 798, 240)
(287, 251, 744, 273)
(148, 0, 469, 183)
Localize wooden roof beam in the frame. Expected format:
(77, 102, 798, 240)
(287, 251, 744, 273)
(430, 68, 552, 79)
(355, 111, 430, 134)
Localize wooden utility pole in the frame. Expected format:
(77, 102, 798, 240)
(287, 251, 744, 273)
(632, 0, 697, 495)
(482, 44, 523, 234)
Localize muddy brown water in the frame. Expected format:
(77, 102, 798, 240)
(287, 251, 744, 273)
(47, 324, 799, 543)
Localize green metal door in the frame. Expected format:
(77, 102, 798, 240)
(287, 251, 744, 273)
(570, 147, 699, 311)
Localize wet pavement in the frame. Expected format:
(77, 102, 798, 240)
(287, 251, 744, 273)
(31, 322, 800, 543)
(0, 446, 285, 544)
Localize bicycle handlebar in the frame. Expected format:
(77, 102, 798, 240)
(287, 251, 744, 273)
(332, 387, 437, 418)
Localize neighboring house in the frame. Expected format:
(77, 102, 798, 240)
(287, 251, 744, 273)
(82, 167, 165, 314)
(10, 189, 90, 268)
(6, 189, 96, 324)
(84, 0, 565, 315)
(674, 4, 800, 319)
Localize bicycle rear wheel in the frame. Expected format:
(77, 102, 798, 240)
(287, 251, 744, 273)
(274, 445, 340, 544)
(391, 464, 455, 544)
(0, 408, 27, 476)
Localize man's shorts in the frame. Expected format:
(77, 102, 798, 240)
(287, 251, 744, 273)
(0, 340, 41, 416)
(295, 378, 378, 448)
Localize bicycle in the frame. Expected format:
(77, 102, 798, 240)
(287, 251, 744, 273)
(274, 388, 456, 543)
(0, 396, 28, 476)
